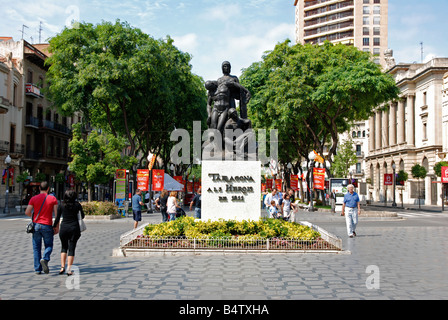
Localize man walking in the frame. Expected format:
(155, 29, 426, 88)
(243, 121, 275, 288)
(132, 189, 144, 229)
(25, 181, 58, 274)
(341, 184, 361, 238)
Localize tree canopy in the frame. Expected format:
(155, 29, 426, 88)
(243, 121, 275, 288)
(45, 20, 207, 173)
(240, 40, 399, 168)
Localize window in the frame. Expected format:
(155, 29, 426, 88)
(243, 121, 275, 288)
(363, 38, 370, 46)
(352, 131, 357, 138)
(13, 84, 17, 107)
(373, 17, 381, 25)
(373, 6, 381, 14)
(363, 48, 370, 53)
(356, 163, 362, 174)
(373, 48, 380, 55)
(374, 0, 380, 3)
(374, 38, 380, 46)
(10, 125, 16, 153)
(363, 17, 370, 25)
(27, 70, 33, 84)
(363, 6, 370, 14)
(364, 0, 370, 3)
(363, 27, 370, 35)
(373, 27, 380, 35)
(423, 122, 427, 140)
(423, 92, 427, 106)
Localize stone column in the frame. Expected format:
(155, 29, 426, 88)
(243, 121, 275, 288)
(397, 99, 405, 144)
(382, 109, 389, 148)
(375, 111, 382, 150)
(406, 94, 415, 146)
(389, 103, 397, 146)
(369, 116, 375, 151)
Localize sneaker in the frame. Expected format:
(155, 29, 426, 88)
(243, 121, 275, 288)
(40, 259, 49, 274)
(353, 231, 357, 237)
(349, 235, 354, 238)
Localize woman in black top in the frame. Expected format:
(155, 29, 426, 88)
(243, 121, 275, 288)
(155, 189, 169, 222)
(53, 190, 84, 276)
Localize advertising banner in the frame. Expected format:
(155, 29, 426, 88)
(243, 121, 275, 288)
(173, 176, 185, 192)
(137, 169, 150, 192)
(266, 179, 273, 190)
(313, 167, 326, 190)
(442, 166, 448, 183)
(152, 169, 164, 192)
(384, 173, 393, 186)
(290, 175, 299, 191)
(275, 179, 282, 191)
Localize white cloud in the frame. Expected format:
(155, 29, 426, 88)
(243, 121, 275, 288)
(172, 33, 199, 54)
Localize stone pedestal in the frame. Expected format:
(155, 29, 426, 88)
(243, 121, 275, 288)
(201, 160, 261, 221)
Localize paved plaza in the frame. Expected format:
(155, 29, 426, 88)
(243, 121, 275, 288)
(0, 207, 447, 303)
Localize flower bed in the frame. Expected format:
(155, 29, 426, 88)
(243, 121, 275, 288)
(118, 217, 341, 251)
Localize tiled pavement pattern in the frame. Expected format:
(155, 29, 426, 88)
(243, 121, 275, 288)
(0, 210, 447, 300)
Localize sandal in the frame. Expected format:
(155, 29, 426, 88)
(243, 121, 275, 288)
(59, 267, 65, 275)
(67, 270, 74, 276)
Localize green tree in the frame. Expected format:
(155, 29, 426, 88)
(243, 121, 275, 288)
(69, 124, 137, 201)
(330, 138, 358, 178)
(240, 40, 399, 165)
(411, 164, 427, 209)
(434, 161, 448, 177)
(45, 20, 207, 178)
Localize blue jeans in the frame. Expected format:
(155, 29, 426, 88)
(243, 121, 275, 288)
(168, 212, 176, 221)
(32, 224, 54, 272)
(345, 207, 358, 236)
(194, 207, 201, 219)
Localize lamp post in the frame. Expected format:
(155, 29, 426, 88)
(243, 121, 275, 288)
(392, 163, 397, 207)
(3, 155, 11, 214)
(308, 151, 316, 212)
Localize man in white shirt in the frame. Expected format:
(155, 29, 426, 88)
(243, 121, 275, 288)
(264, 188, 280, 216)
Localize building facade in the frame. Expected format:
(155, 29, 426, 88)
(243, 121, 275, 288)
(366, 58, 448, 206)
(294, 0, 388, 67)
(0, 39, 77, 211)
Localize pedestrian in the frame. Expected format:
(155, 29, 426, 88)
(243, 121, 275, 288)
(155, 189, 169, 222)
(341, 184, 361, 238)
(52, 190, 84, 276)
(25, 181, 58, 274)
(167, 191, 181, 221)
(264, 188, 279, 216)
(282, 193, 292, 221)
(132, 189, 144, 229)
(189, 188, 202, 219)
(268, 200, 279, 219)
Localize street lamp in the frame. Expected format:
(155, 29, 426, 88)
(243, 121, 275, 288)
(308, 151, 316, 212)
(392, 163, 397, 207)
(3, 155, 11, 214)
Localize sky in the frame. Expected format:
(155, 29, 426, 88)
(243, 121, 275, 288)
(1, 0, 448, 82)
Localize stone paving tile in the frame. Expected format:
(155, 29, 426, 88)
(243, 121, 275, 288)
(1, 214, 448, 301)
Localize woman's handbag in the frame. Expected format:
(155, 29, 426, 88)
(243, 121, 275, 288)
(78, 211, 86, 232)
(26, 195, 47, 234)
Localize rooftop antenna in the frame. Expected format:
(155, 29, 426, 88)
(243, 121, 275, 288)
(420, 41, 424, 63)
(38, 21, 43, 43)
(19, 24, 29, 40)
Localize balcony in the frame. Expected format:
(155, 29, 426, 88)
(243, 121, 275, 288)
(25, 83, 44, 98)
(25, 116, 71, 135)
(0, 140, 25, 155)
(0, 96, 11, 114)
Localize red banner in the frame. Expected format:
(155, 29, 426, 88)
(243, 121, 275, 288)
(261, 183, 266, 192)
(313, 168, 325, 190)
(152, 169, 164, 191)
(384, 173, 393, 186)
(266, 179, 273, 190)
(290, 175, 299, 191)
(442, 166, 448, 183)
(137, 169, 150, 191)
(275, 179, 282, 191)
(173, 176, 185, 192)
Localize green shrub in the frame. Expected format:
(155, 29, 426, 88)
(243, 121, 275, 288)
(81, 201, 118, 215)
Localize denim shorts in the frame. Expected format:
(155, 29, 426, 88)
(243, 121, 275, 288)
(133, 210, 142, 221)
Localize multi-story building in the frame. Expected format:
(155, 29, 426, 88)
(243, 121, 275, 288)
(366, 57, 448, 206)
(294, 0, 388, 67)
(0, 38, 76, 211)
(0, 38, 24, 210)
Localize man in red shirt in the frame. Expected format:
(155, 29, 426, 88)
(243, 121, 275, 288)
(25, 181, 58, 274)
